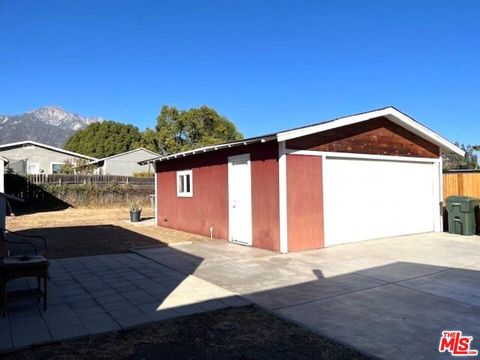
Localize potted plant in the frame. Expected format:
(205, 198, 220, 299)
(128, 197, 142, 222)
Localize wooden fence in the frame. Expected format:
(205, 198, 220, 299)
(4, 173, 155, 210)
(26, 174, 154, 186)
(443, 171, 480, 200)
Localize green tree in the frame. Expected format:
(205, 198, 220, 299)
(64, 121, 143, 158)
(443, 143, 478, 170)
(139, 127, 159, 153)
(153, 105, 243, 154)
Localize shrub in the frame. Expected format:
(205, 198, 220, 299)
(127, 197, 143, 212)
(38, 183, 153, 208)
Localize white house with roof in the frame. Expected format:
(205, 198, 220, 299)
(90, 148, 158, 176)
(0, 140, 97, 175)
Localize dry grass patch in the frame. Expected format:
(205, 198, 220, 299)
(6, 207, 211, 259)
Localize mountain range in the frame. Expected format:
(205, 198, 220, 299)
(0, 106, 103, 147)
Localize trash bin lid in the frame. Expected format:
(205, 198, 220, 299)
(446, 196, 480, 204)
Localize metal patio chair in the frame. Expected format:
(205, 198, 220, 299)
(0, 229, 49, 317)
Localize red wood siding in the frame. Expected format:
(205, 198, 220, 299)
(156, 158, 228, 239)
(286, 117, 440, 158)
(156, 141, 280, 251)
(251, 142, 280, 251)
(287, 155, 324, 251)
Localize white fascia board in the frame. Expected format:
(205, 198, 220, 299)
(277, 108, 390, 142)
(383, 110, 464, 156)
(277, 107, 464, 157)
(140, 136, 277, 165)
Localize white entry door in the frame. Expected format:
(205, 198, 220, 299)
(228, 154, 253, 245)
(323, 156, 440, 247)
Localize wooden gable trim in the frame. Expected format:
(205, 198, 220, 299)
(285, 117, 440, 158)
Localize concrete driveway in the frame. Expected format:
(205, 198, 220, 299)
(138, 232, 480, 360)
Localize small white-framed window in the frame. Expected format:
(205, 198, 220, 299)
(177, 170, 193, 197)
(51, 162, 64, 174)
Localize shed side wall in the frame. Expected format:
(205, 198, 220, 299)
(157, 158, 228, 239)
(156, 141, 280, 251)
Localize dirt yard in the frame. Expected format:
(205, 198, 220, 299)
(6, 207, 211, 259)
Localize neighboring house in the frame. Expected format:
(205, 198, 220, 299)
(0, 141, 97, 175)
(141, 106, 463, 253)
(90, 148, 158, 176)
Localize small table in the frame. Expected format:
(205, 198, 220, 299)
(0, 255, 49, 317)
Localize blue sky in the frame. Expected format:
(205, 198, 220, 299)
(0, 0, 479, 144)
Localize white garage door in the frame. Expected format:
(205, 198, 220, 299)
(323, 156, 440, 247)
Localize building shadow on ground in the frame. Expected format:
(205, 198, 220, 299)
(9, 225, 167, 259)
(5, 174, 70, 216)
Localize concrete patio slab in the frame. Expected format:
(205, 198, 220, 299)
(137, 232, 480, 360)
(0, 252, 244, 353)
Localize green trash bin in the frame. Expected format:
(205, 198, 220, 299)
(446, 196, 480, 235)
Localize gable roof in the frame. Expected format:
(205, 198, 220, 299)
(0, 140, 97, 161)
(139, 106, 464, 165)
(89, 148, 160, 165)
(276, 107, 462, 155)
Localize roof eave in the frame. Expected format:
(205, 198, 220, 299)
(98, 147, 160, 162)
(0, 140, 98, 161)
(138, 136, 277, 165)
(383, 109, 464, 156)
